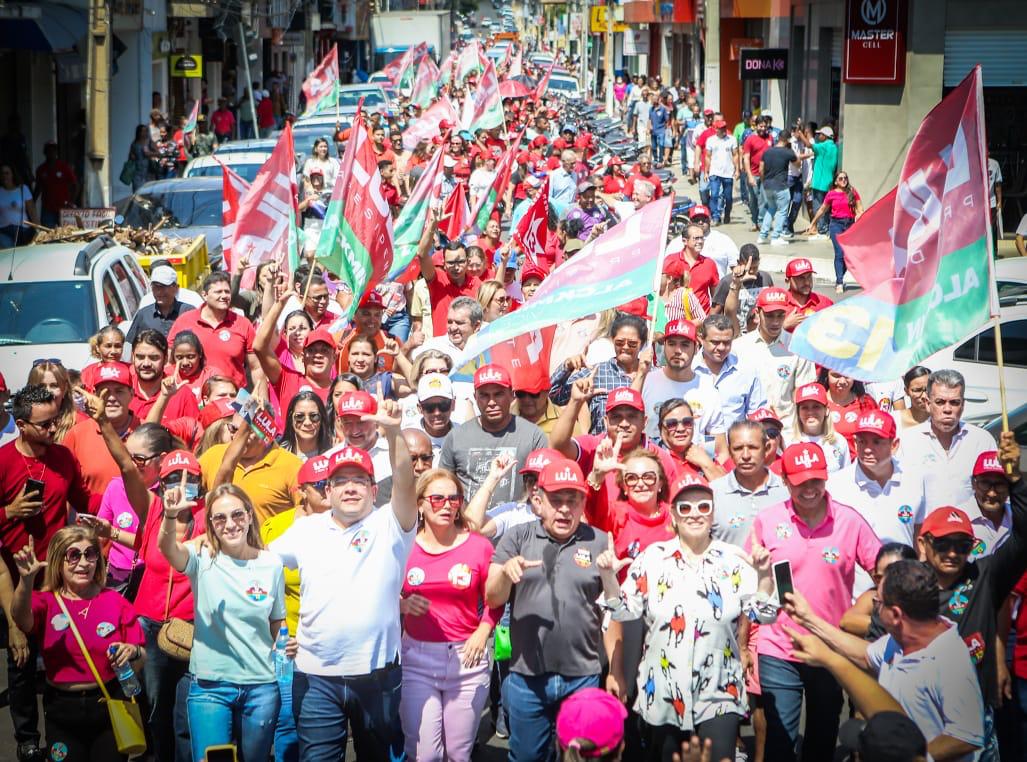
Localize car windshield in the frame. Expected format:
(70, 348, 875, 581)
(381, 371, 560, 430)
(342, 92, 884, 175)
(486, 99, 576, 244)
(119, 189, 222, 228)
(186, 163, 264, 182)
(0, 281, 97, 345)
(338, 90, 386, 108)
(549, 78, 578, 92)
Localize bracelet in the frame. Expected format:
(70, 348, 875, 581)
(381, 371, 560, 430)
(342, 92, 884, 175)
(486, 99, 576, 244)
(112, 527, 121, 543)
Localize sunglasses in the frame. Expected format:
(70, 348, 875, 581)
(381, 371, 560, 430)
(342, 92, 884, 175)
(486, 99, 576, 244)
(130, 452, 161, 467)
(32, 357, 62, 368)
(929, 536, 974, 555)
(624, 472, 658, 487)
(210, 508, 249, 527)
(425, 494, 462, 509)
(421, 400, 453, 414)
(292, 413, 322, 424)
(25, 416, 61, 430)
(662, 416, 695, 430)
(672, 500, 713, 518)
(64, 546, 100, 564)
(515, 390, 544, 399)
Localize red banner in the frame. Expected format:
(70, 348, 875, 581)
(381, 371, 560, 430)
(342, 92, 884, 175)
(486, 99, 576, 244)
(513, 177, 549, 265)
(489, 326, 555, 392)
(217, 162, 251, 271)
(844, 0, 906, 84)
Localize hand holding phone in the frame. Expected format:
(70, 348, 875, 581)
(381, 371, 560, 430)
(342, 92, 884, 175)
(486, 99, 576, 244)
(773, 560, 794, 607)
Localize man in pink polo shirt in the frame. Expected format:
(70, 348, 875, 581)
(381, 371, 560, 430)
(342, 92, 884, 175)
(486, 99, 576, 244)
(747, 441, 880, 761)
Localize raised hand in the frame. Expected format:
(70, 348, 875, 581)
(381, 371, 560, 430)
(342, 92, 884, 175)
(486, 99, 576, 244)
(592, 437, 625, 478)
(378, 337, 400, 358)
(83, 388, 109, 425)
(672, 736, 714, 762)
(13, 544, 45, 579)
(362, 388, 402, 432)
(596, 532, 632, 577)
(162, 478, 197, 520)
(487, 452, 517, 483)
(564, 353, 589, 372)
(784, 625, 833, 668)
(998, 431, 1020, 479)
(782, 589, 813, 625)
(502, 555, 542, 585)
(570, 367, 599, 403)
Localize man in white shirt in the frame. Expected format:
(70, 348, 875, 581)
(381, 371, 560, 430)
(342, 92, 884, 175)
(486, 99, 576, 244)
(704, 119, 738, 226)
(640, 319, 726, 455)
(958, 451, 1013, 560)
(270, 400, 416, 760)
(733, 287, 815, 429)
(898, 369, 995, 510)
(693, 314, 765, 423)
(413, 296, 482, 367)
(468, 151, 498, 208)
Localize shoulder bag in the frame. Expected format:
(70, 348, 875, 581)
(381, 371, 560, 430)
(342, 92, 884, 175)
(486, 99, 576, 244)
(156, 565, 194, 661)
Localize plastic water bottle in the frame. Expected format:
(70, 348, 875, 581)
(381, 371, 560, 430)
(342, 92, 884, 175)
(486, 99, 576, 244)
(273, 626, 293, 683)
(108, 645, 141, 697)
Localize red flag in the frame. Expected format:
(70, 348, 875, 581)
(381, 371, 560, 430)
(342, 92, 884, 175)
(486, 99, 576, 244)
(232, 123, 300, 288)
(513, 177, 549, 265)
(301, 46, 339, 115)
(468, 129, 524, 233)
(533, 59, 555, 103)
(440, 182, 470, 242)
(489, 326, 555, 392)
(837, 187, 897, 290)
(216, 161, 251, 272)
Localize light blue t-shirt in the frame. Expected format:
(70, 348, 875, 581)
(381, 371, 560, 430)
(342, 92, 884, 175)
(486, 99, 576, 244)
(185, 546, 286, 683)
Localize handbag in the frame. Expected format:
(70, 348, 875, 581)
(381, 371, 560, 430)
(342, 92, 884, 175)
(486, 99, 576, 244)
(118, 158, 136, 186)
(54, 593, 147, 756)
(493, 624, 511, 662)
(156, 565, 193, 661)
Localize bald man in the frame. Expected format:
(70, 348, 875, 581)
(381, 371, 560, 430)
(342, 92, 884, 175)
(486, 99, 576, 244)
(403, 428, 435, 476)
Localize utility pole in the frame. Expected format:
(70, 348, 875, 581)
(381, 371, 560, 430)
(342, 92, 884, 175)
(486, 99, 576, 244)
(604, 0, 614, 112)
(84, 0, 111, 206)
(237, 22, 260, 131)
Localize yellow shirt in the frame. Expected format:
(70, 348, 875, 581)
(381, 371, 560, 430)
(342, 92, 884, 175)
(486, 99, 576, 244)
(260, 509, 301, 635)
(199, 443, 302, 525)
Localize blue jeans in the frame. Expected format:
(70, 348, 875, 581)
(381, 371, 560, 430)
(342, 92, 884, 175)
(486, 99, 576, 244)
(759, 655, 843, 762)
(809, 189, 829, 234)
(274, 677, 298, 762)
(292, 663, 404, 761)
(503, 671, 600, 762)
(786, 175, 804, 234)
(383, 310, 411, 342)
(829, 217, 854, 284)
(139, 616, 191, 762)
(746, 178, 764, 227)
(760, 187, 791, 240)
(708, 175, 733, 223)
(187, 678, 279, 762)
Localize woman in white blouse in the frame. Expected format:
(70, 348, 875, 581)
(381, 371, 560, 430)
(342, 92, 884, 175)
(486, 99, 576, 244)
(608, 471, 778, 762)
(0, 164, 37, 247)
(301, 137, 338, 192)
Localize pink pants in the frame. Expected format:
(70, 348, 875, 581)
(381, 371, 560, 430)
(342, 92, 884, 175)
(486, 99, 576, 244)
(399, 635, 491, 762)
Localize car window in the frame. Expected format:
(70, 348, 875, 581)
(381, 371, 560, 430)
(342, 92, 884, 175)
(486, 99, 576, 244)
(111, 261, 140, 317)
(0, 281, 97, 345)
(120, 189, 222, 228)
(976, 319, 1027, 368)
(953, 334, 976, 361)
(101, 272, 127, 325)
(125, 255, 148, 294)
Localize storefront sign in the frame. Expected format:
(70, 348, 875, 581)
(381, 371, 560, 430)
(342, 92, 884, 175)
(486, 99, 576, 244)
(589, 6, 628, 34)
(622, 30, 650, 56)
(59, 208, 116, 228)
(170, 54, 203, 78)
(739, 48, 787, 80)
(844, 0, 906, 84)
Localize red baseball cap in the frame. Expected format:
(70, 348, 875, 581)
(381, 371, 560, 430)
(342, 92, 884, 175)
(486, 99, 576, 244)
(439, 119, 453, 130)
(199, 397, 235, 429)
(703, 108, 714, 115)
(608, 155, 624, 166)
(574, 134, 592, 149)
(606, 387, 644, 414)
(537, 459, 588, 494)
(713, 119, 728, 129)
(748, 407, 783, 426)
(327, 445, 375, 479)
(663, 319, 697, 342)
(669, 472, 713, 497)
(520, 447, 565, 475)
(556, 687, 627, 756)
(473, 364, 513, 390)
(919, 507, 974, 539)
(521, 264, 548, 284)
(781, 442, 829, 484)
(756, 287, 790, 312)
(785, 258, 815, 278)
(617, 295, 651, 320)
(359, 291, 385, 310)
(794, 382, 828, 406)
(854, 410, 897, 440)
(972, 451, 1007, 479)
(531, 135, 549, 148)
(303, 328, 338, 351)
(663, 258, 686, 278)
(90, 361, 133, 391)
(336, 390, 377, 418)
(516, 150, 531, 164)
(546, 156, 561, 171)
(297, 454, 332, 485)
(688, 204, 711, 219)
(159, 449, 201, 480)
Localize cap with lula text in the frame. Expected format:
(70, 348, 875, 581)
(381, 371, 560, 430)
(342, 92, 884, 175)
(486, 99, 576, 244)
(670, 472, 713, 497)
(748, 407, 783, 425)
(336, 390, 377, 418)
(688, 204, 711, 219)
(327, 446, 375, 479)
(663, 319, 697, 342)
(919, 507, 974, 539)
(159, 449, 201, 479)
(474, 364, 513, 390)
(359, 290, 385, 310)
(756, 287, 790, 312)
(785, 258, 815, 278)
(972, 451, 1007, 479)
(605, 387, 645, 414)
(781, 442, 829, 484)
(297, 454, 331, 485)
(854, 410, 897, 440)
(90, 362, 133, 391)
(520, 447, 565, 475)
(794, 382, 828, 406)
(537, 459, 588, 494)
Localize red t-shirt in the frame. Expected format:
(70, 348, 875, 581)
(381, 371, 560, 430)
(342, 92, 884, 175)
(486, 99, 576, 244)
(586, 481, 674, 580)
(132, 495, 205, 621)
(1012, 573, 1027, 679)
(257, 97, 275, 129)
(168, 309, 256, 388)
(426, 271, 483, 336)
(130, 383, 201, 423)
(401, 533, 502, 642)
(828, 394, 880, 459)
(0, 441, 90, 577)
(623, 172, 664, 200)
(271, 367, 333, 431)
(31, 589, 144, 685)
(573, 433, 681, 493)
(742, 134, 773, 177)
(667, 252, 719, 311)
(210, 108, 235, 135)
(786, 290, 834, 318)
(34, 160, 77, 214)
(603, 176, 626, 196)
(695, 128, 716, 172)
(381, 182, 402, 209)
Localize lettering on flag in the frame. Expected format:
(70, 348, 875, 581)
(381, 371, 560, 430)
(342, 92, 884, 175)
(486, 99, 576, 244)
(218, 162, 250, 271)
(513, 177, 549, 265)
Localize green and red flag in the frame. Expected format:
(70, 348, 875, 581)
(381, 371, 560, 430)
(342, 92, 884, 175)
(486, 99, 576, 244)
(183, 99, 200, 134)
(467, 129, 524, 234)
(316, 105, 394, 323)
(791, 66, 997, 381)
(389, 136, 447, 281)
(410, 57, 438, 110)
(457, 41, 482, 82)
(462, 59, 504, 133)
(301, 46, 339, 116)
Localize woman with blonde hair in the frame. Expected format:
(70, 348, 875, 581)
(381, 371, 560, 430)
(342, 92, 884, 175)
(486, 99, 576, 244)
(26, 360, 84, 443)
(399, 468, 501, 761)
(477, 279, 511, 324)
(786, 382, 850, 472)
(160, 481, 286, 761)
(11, 526, 145, 760)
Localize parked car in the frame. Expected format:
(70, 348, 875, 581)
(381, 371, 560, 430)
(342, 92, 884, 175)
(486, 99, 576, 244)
(548, 74, 582, 100)
(983, 402, 1027, 470)
(0, 237, 148, 386)
(183, 152, 271, 183)
(214, 138, 277, 157)
(995, 256, 1027, 305)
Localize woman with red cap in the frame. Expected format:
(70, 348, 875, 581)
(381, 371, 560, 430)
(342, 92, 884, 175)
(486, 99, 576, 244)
(786, 382, 851, 473)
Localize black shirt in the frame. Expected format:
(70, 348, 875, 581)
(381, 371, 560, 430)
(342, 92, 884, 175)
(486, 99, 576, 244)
(761, 146, 797, 192)
(125, 299, 194, 343)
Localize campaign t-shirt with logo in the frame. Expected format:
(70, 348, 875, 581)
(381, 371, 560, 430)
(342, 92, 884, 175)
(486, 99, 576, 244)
(184, 545, 286, 683)
(401, 532, 502, 643)
(827, 394, 880, 459)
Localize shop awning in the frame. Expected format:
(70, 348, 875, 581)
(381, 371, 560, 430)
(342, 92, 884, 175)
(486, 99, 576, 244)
(0, 3, 87, 52)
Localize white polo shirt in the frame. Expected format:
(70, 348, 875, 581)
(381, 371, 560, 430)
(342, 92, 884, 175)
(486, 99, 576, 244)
(957, 496, 1012, 560)
(866, 623, 984, 759)
(733, 329, 816, 430)
(270, 508, 416, 676)
(897, 421, 995, 511)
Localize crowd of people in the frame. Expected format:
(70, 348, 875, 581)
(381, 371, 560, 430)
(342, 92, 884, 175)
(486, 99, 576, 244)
(0, 37, 1025, 762)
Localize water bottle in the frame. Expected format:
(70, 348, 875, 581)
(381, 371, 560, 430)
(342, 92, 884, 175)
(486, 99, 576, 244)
(273, 626, 293, 683)
(108, 645, 141, 697)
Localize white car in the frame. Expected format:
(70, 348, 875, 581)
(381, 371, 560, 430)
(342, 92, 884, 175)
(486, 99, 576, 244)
(0, 238, 149, 387)
(995, 256, 1027, 305)
(547, 74, 582, 100)
(183, 152, 271, 183)
(922, 302, 1027, 425)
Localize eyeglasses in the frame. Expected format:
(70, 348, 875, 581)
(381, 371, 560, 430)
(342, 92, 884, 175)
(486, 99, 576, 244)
(623, 472, 658, 487)
(210, 508, 249, 527)
(764, 427, 782, 439)
(672, 499, 713, 518)
(130, 452, 161, 467)
(329, 475, 372, 488)
(929, 536, 974, 555)
(515, 390, 544, 399)
(292, 413, 322, 424)
(25, 416, 60, 430)
(308, 480, 328, 492)
(425, 493, 463, 509)
(613, 339, 640, 350)
(421, 400, 453, 414)
(687, 235, 705, 242)
(662, 416, 694, 430)
(32, 357, 62, 368)
(64, 546, 100, 565)
(307, 294, 330, 303)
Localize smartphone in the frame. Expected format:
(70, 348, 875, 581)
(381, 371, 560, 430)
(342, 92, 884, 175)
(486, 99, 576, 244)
(24, 479, 45, 501)
(773, 560, 794, 607)
(204, 745, 238, 762)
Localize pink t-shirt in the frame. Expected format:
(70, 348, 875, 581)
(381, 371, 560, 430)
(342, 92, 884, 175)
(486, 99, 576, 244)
(31, 589, 144, 685)
(824, 189, 860, 220)
(401, 533, 502, 643)
(97, 477, 142, 574)
(747, 496, 881, 662)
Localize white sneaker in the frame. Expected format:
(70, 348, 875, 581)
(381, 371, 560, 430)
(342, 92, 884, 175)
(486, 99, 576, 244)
(755, 236, 769, 245)
(809, 233, 827, 241)
(770, 238, 790, 247)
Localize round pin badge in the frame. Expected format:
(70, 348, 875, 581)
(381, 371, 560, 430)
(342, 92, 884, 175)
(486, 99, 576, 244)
(218, 329, 231, 342)
(51, 614, 70, 632)
(96, 621, 115, 638)
(406, 567, 425, 586)
(116, 511, 135, 529)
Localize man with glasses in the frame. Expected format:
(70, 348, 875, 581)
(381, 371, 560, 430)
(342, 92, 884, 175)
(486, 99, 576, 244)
(959, 451, 1014, 559)
(0, 384, 91, 762)
(512, 379, 577, 437)
(420, 240, 483, 338)
(270, 399, 417, 760)
(665, 223, 719, 312)
(624, 154, 664, 200)
(412, 373, 456, 459)
(402, 429, 435, 476)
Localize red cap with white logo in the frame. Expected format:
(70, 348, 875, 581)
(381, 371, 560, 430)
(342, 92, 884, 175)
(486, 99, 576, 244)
(199, 397, 236, 429)
(520, 447, 565, 475)
(537, 459, 588, 494)
(336, 390, 378, 418)
(854, 410, 897, 440)
(605, 387, 644, 413)
(972, 451, 1007, 479)
(298, 454, 332, 485)
(327, 446, 375, 479)
(919, 507, 975, 539)
(781, 442, 829, 484)
(785, 258, 814, 278)
(669, 472, 713, 497)
(663, 319, 697, 342)
(748, 407, 783, 425)
(159, 449, 201, 479)
(474, 364, 513, 390)
(794, 382, 828, 406)
(90, 362, 133, 391)
(756, 287, 790, 312)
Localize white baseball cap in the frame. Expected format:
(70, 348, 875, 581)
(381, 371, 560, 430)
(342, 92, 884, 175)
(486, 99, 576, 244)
(417, 373, 455, 402)
(150, 265, 178, 286)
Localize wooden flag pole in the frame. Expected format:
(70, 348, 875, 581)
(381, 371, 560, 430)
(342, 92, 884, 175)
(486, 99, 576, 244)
(993, 316, 1012, 473)
(301, 252, 318, 304)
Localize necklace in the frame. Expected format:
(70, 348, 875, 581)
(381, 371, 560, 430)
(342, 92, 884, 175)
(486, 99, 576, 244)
(61, 590, 94, 620)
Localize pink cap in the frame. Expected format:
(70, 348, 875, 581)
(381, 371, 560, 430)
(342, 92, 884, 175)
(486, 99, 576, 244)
(297, 454, 332, 485)
(605, 387, 644, 414)
(785, 258, 814, 278)
(919, 507, 974, 539)
(663, 319, 697, 342)
(537, 459, 588, 495)
(556, 687, 628, 756)
(670, 471, 712, 497)
(794, 382, 828, 406)
(474, 364, 513, 390)
(972, 451, 1006, 479)
(159, 449, 201, 479)
(520, 447, 565, 475)
(854, 410, 897, 440)
(89, 361, 133, 391)
(336, 390, 378, 418)
(327, 446, 375, 479)
(781, 442, 829, 484)
(756, 287, 790, 312)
